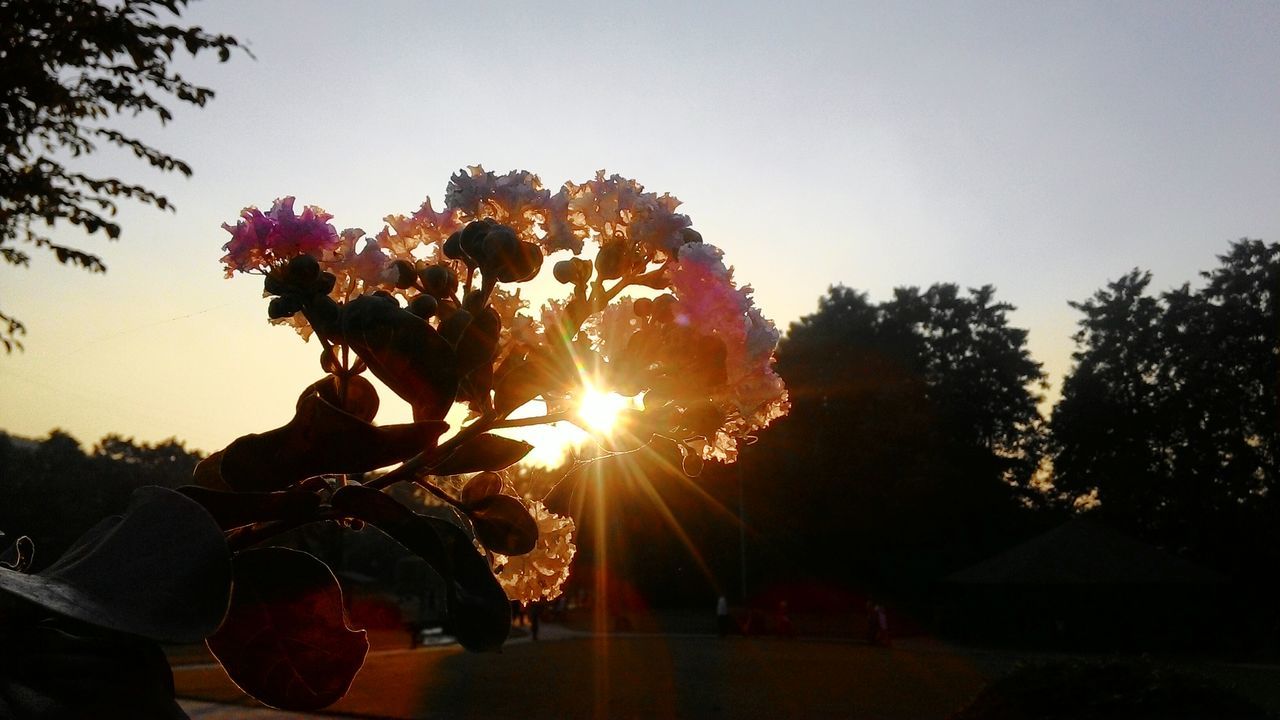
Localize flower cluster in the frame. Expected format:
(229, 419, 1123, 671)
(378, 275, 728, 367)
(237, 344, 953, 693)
(220, 197, 339, 278)
(216, 167, 786, 614)
(491, 501, 577, 604)
(666, 243, 789, 461)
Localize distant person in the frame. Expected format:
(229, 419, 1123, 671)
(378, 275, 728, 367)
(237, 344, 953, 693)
(775, 600, 794, 638)
(865, 600, 878, 645)
(874, 603, 890, 648)
(529, 602, 541, 641)
(716, 595, 730, 637)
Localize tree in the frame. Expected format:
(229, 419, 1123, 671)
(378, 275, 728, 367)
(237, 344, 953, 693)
(1050, 239, 1279, 572)
(749, 283, 1047, 594)
(0, 0, 242, 351)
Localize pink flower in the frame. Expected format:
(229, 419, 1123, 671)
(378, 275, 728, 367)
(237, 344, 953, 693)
(667, 242, 789, 461)
(220, 197, 339, 277)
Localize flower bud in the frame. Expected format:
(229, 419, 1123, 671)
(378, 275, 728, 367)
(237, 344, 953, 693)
(652, 293, 678, 324)
(407, 293, 438, 319)
(552, 260, 576, 284)
(494, 241, 543, 283)
(420, 264, 457, 298)
(284, 254, 320, 284)
(443, 230, 466, 261)
(595, 242, 626, 280)
(392, 259, 417, 289)
(679, 228, 703, 245)
(460, 219, 496, 262)
(482, 226, 519, 265)
(267, 295, 303, 319)
(633, 297, 653, 318)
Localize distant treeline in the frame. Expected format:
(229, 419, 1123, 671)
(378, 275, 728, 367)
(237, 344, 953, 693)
(0, 432, 203, 570)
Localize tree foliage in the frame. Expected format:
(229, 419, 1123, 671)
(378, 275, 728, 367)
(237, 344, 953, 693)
(749, 283, 1048, 592)
(1050, 239, 1279, 572)
(0, 0, 241, 351)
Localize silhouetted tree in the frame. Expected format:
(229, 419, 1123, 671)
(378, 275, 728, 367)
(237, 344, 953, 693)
(748, 284, 1047, 595)
(0, 0, 242, 350)
(1050, 239, 1279, 573)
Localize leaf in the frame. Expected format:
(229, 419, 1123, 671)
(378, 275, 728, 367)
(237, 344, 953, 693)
(465, 494, 538, 556)
(322, 295, 458, 420)
(428, 433, 532, 475)
(0, 623, 188, 719)
(459, 471, 504, 506)
(0, 486, 231, 644)
(206, 548, 368, 712)
(176, 486, 321, 531)
(192, 449, 230, 490)
(304, 373, 380, 423)
(219, 390, 447, 491)
(330, 485, 510, 652)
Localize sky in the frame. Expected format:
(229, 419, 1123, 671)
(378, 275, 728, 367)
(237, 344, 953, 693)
(2, 0, 1278, 456)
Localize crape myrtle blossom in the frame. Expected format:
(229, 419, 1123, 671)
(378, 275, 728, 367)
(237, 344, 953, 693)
(666, 242, 789, 461)
(490, 500, 576, 604)
(217, 168, 788, 608)
(220, 196, 340, 278)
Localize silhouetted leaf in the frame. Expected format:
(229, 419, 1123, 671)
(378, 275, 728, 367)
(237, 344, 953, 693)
(304, 373, 380, 423)
(176, 486, 321, 531)
(318, 295, 458, 420)
(459, 471, 504, 506)
(466, 494, 538, 556)
(429, 433, 532, 475)
(192, 449, 230, 490)
(0, 623, 188, 719)
(330, 485, 510, 652)
(219, 390, 447, 491)
(0, 535, 34, 572)
(0, 486, 231, 643)
(206, 548, 367, 712)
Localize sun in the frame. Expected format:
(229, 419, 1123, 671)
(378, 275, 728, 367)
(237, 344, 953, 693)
(576, 384, 629, 435)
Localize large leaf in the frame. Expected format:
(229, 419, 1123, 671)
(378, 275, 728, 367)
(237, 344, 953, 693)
(325, 294, 459, 421)
(0, 623, 188, 719)
(176, 486, 321, 531)
(0, 486, 231, 644)
(465, 494, 538, 556)
(219, 390, 447, 491)
(206, 548, 367, 711)
(331, 485, 510, 652)
(428, 433, 532, 475)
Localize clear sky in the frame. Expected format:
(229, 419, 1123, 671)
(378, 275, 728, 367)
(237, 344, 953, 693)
(2, 0, 1277, 454)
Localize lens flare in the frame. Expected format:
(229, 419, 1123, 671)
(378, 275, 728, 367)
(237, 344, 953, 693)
(577, 385, 628, 435)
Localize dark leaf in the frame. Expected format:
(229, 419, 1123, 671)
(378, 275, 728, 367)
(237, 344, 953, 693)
(460, 471, 504, 506)
(317, 295, 458, 420)
(0, 487, 231, 643)
(0, 535, 34, 572)
(465, 495, 538, 556)
(176, 486, 321, 531)
(0, 623, 188, 719)
(219, 390, 447, 491)
(207, 548, 367, 711)
(304, 373, 380, 423)
(429, 433, 532, 475)
(192, 449, 230, 490)
(330, 485, 510, 652)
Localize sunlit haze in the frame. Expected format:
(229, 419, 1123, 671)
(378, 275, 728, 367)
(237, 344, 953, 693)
(2, 1, 1278, 456)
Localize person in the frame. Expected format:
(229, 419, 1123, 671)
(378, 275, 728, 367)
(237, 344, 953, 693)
(874, 603, 890, 648)
(865, 600, 879, 645)
(775, 600, 794, 638)
(529, 602, 541, 641)
(716, 595, 730, 637)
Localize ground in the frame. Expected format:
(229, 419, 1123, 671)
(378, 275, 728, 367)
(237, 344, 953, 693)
(171, 622, 1280, 719)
